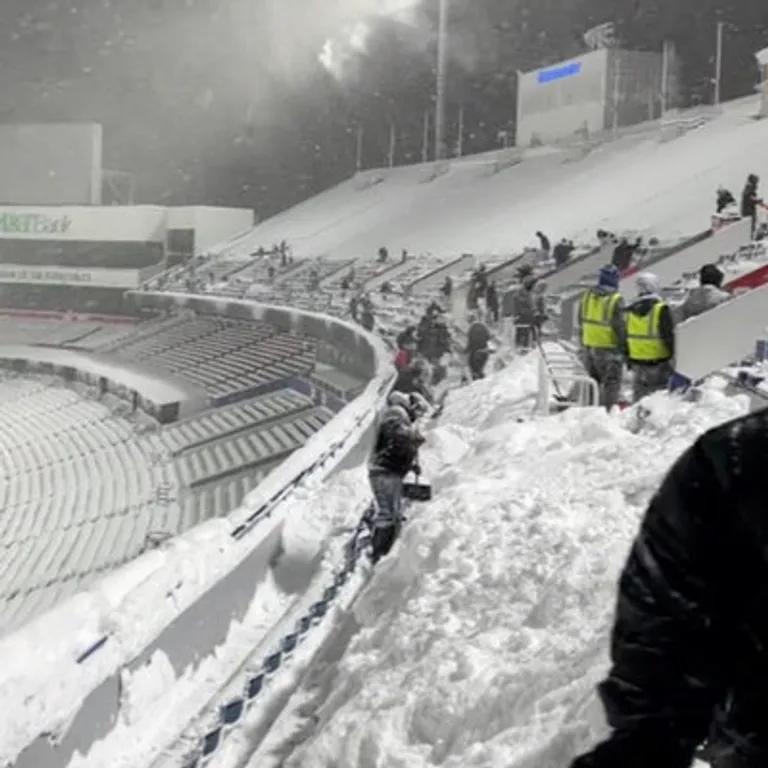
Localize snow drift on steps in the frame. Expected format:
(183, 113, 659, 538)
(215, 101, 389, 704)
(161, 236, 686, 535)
(275, 360, 748, 768)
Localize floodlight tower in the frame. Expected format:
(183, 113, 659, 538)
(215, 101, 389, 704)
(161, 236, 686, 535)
(434, 0, 449, 160)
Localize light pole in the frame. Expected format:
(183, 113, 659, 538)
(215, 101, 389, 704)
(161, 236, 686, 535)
(456, 104, 464, 157)
(355, 123, 364, 172)
(661, 39, 671, 115)
(434, 0, 448, 161)
(758, 47, 768, 119)
(714, 21, 725, 106)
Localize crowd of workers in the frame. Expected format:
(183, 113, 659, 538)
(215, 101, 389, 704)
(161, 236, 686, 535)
(362, 172, 766, 565)
(578, 257, 740, 408)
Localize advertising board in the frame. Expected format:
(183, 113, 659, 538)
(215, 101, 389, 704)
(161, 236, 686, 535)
(0, 206, 167, 243)
(0, 265, 141, 289)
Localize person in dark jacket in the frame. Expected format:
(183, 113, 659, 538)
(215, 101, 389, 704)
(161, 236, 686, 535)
(741, 174, 762, 236)
(395, 325, 417, 371)
(716, 186, 736, 213)
(553, 239, 575, 268)
(466, 281, 479, 313)
(513, 275, 547, 350)
(612, 237, 642, 273)
(485, 281, 500, 324)
(360, 295, 375, 332)
(677, 264, 730, 322)
(572, 407, 768, 768)
(396, 325, 417, 351)
(420, 314, 451, 366)
(367, 393, 424, 563)
(392, 358, 434, 404)
(441, 275, 453, 300)
(473, 264, 489, 297)
(466, 313, 492, 380)
(625, 272, 675, 402)
(536, 231, 551, 256)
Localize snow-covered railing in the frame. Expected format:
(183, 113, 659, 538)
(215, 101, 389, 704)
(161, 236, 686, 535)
(152, 516, 372, 768)
(618, 217, 752, 301)
(5, 294, 395, 768)
(676, 282, 768, 383)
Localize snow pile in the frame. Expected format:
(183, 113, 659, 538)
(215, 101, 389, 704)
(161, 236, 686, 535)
(63, 465, 375, 768)
(272, 362, 749, 768)
(227, 96, 768, 262)
(67, 573, 290, 768)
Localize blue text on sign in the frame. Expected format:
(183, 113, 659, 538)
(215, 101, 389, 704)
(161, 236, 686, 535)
(537, 61, 583, 84)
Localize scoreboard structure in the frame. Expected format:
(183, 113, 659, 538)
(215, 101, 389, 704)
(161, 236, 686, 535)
(0, 124, 102, 206)
(516, 49, 663, 147)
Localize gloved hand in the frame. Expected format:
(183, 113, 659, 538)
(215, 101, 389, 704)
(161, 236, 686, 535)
(411, 463, 421, 476)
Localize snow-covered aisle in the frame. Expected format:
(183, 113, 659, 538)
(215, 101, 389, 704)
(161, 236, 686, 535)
(267, 359, 748, 768)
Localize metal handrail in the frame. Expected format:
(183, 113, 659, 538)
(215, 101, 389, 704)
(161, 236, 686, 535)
(537, 346, 599, 413)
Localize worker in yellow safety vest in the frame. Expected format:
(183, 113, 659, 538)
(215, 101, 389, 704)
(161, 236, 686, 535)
(579, 265, 627, 410)
(625, 272, 675, 403)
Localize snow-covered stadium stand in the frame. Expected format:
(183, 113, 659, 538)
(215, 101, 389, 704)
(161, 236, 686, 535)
(0, 378, 175, 634)
(0, 295, 392, 768)
(3, 94, 768, 768)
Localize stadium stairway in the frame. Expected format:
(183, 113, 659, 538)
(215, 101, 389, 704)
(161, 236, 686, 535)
(618, 218, 752, 300)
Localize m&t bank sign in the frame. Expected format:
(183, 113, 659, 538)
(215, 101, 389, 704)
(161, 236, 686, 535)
(0, 212, 73, 236)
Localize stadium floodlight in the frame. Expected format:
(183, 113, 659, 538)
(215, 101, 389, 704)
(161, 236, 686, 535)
(757, 46, 768, 118)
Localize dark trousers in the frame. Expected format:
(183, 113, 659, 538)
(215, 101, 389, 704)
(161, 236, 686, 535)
(632, 361, 673, 403)
(583, 348, 624, 410)
(515, 324, 540, 351)
(371, 524, 400, 563)
(469, 349, 489, 380)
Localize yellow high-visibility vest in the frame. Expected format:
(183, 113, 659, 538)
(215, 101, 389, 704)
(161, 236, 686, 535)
(580, 291, 622, 349)
(626, 301, 671, 361)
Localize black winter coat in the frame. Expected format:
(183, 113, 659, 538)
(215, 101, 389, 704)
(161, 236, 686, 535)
(612, 242, 637, 272)
(717, 189, 736, 213)
(392, 368, 434, 404)
(554, 242, 575, 267)
(741, 181, 760, 218)
(573, 409, 768, 768)
(369, 411, 422, 477)
(466, 321, 491, 354)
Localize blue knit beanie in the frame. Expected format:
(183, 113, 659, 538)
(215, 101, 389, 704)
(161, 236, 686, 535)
(598, 264, 620, 289)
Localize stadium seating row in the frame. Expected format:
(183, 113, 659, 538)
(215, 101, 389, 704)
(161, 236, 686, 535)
(101, 316, 318, 401)
(0, 379, 178, 633)
(0, 375, 336, 634)
(160, 389, 312, 453)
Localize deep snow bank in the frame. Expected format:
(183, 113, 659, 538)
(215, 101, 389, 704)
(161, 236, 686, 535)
(62, 466, 377, 768)
(273, 361, 748, 768)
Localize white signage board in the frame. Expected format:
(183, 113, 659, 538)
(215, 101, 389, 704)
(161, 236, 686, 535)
(0, 264, 140, 289)
(0, 206, 167, 243)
